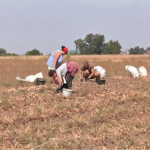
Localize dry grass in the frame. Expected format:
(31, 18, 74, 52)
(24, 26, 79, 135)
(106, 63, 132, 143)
(0, 55, 150, 149)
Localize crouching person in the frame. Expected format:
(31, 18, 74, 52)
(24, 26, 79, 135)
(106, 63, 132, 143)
(48, 61, 79, 93)
(79, 61, 100, 82)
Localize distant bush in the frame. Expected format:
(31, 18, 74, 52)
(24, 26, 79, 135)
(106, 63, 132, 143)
(25, 49, 43, 56)
(129, 46, 144, 55)
(0, 48, 7, 56)
(0, 48, 19, 56)
(5, 53, 19, 56)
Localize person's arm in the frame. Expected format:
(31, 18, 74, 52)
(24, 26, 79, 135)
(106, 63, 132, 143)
(52, 76, 56, 84)
(53, 52, 61, 69)
(79, 70, 83, 79)
(80, 70, 84, 82)
(88, 68, 95, 79)
(79, 66, 83, 82)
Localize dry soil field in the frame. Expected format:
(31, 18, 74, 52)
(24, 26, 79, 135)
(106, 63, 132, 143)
(0, 55, 150, 149)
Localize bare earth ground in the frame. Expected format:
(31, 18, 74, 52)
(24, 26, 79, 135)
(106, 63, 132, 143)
(0, 55, 150, 149)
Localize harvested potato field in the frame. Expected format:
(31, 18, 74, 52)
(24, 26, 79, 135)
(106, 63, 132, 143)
(0, 55, 150, 149)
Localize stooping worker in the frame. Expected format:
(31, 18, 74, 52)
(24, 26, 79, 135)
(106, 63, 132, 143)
(79, 61, 104, 82)
(79, 61, 94, 82)
(47, 46, 68, 84)
(79, 61, 99, 82)
(48, 61, 79, 93)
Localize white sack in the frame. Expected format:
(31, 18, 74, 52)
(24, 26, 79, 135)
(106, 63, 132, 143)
(16, 77, 26, 82)
(16, 72, 43, 82)
(125, 65, 139, 78)
(94, 66, 106, 78)
(25, 75, 37, 82)
(34, 72, 43, 79)
(139, 66, 148, 77)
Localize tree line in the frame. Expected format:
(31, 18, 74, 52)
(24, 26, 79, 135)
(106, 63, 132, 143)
(74, 33, 150, 55)
(0, 48, 43, 56)
(0, 33, 150, 56)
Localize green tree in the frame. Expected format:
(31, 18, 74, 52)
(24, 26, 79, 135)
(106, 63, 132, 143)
(25, 49, 43, 56)
(0, 48, 7, 56)
(92, 34, 105, 54)
(74, 39, 87, 54)
(102, 40, 122, 54)
(146, 47, 150, 51)
(74, 33, 105, 54)
(129, 46, 144, 54)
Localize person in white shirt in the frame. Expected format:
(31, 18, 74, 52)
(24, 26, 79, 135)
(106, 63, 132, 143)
(48, 61, 79, 92)
(94, 66, 106, 78)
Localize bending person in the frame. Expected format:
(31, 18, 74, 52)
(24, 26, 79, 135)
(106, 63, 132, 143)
(79, 61, 100, 82)
(47, 45, 68, 84)
(48, 61, 79, 92)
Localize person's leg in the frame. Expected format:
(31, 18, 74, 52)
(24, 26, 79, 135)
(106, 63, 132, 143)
(66, 72, 74, 89)
(83, 70, 90, 80)
(61, 75, 68, 89)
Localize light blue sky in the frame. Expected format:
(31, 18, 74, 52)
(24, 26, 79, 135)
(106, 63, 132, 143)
(0, 0, 150, 55)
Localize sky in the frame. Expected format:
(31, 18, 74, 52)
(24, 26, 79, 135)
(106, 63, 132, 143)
(0, 0, 150, 55)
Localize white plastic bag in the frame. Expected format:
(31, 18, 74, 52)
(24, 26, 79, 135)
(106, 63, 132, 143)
(94, 66, 106, 78)
(139, 66, 147, 77)
(25, 75, 37, 82)
(16, 77, 26, 82)
(125, 65, 139, 78)
(16, 72, 43, 82)
(34, 72, 43, 79)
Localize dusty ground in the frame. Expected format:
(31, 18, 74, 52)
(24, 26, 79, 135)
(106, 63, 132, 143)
(0, 76, 150, 149)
